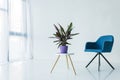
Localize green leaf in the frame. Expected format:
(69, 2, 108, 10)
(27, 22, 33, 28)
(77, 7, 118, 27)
(58, 24, 66, 35)
(67, 37, 72, 39)
(53, 40, 60, 43)
(54, 24, 60, 34)
(49, 36, 56, 38)
(66, 22, 73, 37)
(70, 33, 79, 36)
(58, 42, 63, 48)
(67, 22, 73, 32)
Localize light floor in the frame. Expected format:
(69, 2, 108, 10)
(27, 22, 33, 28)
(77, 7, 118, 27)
(0, 59, 120, 80)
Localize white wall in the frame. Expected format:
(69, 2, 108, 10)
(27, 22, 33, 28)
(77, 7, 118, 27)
(31, 0, 120, 63)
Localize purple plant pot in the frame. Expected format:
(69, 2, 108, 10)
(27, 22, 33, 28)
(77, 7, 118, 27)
(60, 46, 68, 53)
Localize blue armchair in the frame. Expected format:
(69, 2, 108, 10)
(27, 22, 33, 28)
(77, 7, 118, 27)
(85, 35, 115, 71)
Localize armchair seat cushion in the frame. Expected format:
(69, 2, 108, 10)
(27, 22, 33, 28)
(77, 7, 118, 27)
(85, 49, 102, 52)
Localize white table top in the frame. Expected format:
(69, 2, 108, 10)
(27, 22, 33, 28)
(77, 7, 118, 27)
(56, 53, 74, 55)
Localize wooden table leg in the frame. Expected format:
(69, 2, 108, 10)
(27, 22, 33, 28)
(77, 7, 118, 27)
(50, 55, 60, 73)
(66, 55, 69, 69)
(68, 55, 76, 75)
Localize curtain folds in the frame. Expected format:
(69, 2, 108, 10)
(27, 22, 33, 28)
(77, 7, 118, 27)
(0, 0, 32, 63)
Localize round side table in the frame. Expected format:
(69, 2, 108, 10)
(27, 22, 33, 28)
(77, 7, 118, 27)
(50, 53, 76, 75)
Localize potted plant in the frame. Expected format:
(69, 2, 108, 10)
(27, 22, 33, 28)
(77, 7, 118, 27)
(50, 22, 79, 53)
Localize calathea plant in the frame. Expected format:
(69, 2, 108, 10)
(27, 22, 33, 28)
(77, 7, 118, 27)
(50, 22, 79, 53)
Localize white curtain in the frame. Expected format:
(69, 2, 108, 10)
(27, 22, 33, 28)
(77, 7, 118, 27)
(0, 0, 9, 63)
(0, 0, 32, 63)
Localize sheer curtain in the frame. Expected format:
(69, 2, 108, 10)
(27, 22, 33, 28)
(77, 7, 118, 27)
(0, 0, 9, 63)
(0, 0, 32, 63)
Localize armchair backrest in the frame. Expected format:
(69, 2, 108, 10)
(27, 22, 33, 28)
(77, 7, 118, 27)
(96, 35, 114, 52)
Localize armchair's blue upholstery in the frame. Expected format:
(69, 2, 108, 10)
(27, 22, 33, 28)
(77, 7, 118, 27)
(85, 35, 114, 53)
(84, 35, 115, 70)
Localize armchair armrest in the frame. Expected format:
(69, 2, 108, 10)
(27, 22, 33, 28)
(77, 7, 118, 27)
(85, 42, 98, 49)
(102, 41, 113, 52)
